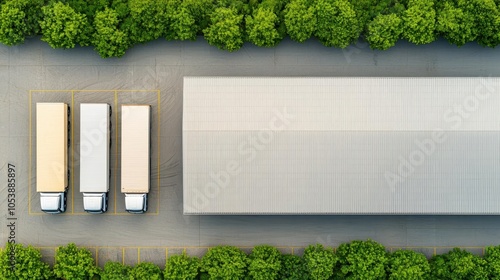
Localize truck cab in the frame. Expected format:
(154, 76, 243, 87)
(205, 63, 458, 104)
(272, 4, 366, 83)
(125, 193, 148, 213)
(40, 192, 67, 214)
(83, 193, 108, 214)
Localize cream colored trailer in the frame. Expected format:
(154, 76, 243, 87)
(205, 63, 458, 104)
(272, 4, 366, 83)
(121, 105, 151, 213)
(36, 103, 69, 214)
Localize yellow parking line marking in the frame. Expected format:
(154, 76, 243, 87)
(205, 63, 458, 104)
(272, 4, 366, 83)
(95, 247, 99, 266)
(137, 248, 140, 264)
(122, 248, 125, 265)
(29, 89, 159, 215)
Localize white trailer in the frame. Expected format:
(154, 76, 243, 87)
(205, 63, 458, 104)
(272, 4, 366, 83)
(121, 105, 151, 213)
(36, 103, 69, 214)
(79, 103, 111, 213)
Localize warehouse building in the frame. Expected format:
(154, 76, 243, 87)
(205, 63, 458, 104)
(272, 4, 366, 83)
(183, 77, 500, 214)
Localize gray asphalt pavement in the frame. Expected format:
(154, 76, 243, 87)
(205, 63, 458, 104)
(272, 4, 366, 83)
(1, 37, 500, 266)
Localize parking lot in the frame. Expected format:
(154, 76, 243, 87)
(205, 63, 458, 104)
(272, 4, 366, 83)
(2, 37, 500, 266)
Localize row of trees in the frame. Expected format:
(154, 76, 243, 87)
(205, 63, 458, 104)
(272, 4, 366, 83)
(2, 240, 500, 279)
(0, 0, 499, 58)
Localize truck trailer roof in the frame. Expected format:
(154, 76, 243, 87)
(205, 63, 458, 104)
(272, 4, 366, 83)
(121, 105, 150, 193)
(80, 103, 110, 193)
(36, 103, 68, 192)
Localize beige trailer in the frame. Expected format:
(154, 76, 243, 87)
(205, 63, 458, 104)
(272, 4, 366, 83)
(36, 103, 69, 214)
(121, 105, 151, 213)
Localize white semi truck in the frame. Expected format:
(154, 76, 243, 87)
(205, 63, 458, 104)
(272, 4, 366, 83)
(36, 103, 69, 214)
(121, 105, 151, 213)
(80, 103, 111, 213)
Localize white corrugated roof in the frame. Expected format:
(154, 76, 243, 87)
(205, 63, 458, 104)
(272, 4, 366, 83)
(183, 77, 500, 214)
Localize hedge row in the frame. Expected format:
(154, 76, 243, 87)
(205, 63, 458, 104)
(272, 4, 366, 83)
(1, 0, 500, 58)
(2, 240, 500, 279)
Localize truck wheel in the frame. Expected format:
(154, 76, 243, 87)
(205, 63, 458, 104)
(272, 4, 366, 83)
(109, 105, 112, 116)
(67, 121, 71, 147)
(67, 170, 70, 187)
(67, 106, 70, 117)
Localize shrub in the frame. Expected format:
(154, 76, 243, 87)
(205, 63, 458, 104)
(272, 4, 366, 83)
(387, 250, 430, 280)
(429, 248, 488, 279)
(279, 254, 308, 280)
(100, 261, 130, 280)
(129, 262, 163, 280)
(92, 7, 129, 58)
(39, 1, 89, 48)
(53, 243, 100, 280)
(314, 0, 360, 48)
(485, 245, 500, 279)
(203, 7, 244, 52)
(0, 0, 43, 46)
(0, 243, 53, 280)
(200, 245, 248, 279)
(284, 0, 316, 43)
(303, 244, 336, 280)
(366, 13, 402, 50)
(402, 0, 437, 45)
(247, 245, 282, 280)
(164, 253, 200, 280)
(336, 240, 388, 279)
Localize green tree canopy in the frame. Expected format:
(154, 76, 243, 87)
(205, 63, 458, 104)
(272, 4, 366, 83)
(39, 1, 89, 48)
(164, 253, 200, 280)
(247, 245, 282, 280)
(436, 0, 476, 46)
(284, 0, 316, 43)
(0, 0, 43, 46)
(129, 262, 163, 280)
(335, 240, 388, 279)
(430, 248, 489, 279)
(92, 7, 129, 58)
(203, 7, 244, 52)
(387, 250, 431, 280)
(366, 13, 402, 50)
(200, 245, 248, 279)
(485, 245, 500, 279)
(402, 0, 437, 45)
(0, 243, 53, 280)
(53, 243, 100, 280)
(314, 0, 360, 48)
(302, 244, 336, 280)
(100, 261, 130, 280)
(246, 7, 282, 47)
(279, 254, 308, 280)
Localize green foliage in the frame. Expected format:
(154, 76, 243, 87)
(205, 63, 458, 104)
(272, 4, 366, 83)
(366, 13, 402, 50)
(40, 1, 90, 48)
(92, 7, 129, 58)
(53, 243, 100, 280)
(314, 0, 360, 48)
(387, 250, 430, 280)
(247, 245, 282, 280)
(484, 246, 500, 280)
(0, 243, 53, 280)
(246, 7, 282, 47)
(203, 7, 244, 52)
(302, 244, 336, 280)
(126, 0, 168, 44)
(200, 245, 248, 279)
(279, 254, 308, 280)
(459, 0, 500, 47)
(429, 248, 488, 279)
(485, 245, 500, 279)
(335, 240, 388, 279)
(100, 261, 130, 280)
(436, 0, 476, 46)
(129, 262, 163, 280)
(167, 3, 197, 41)
(402, 0, 436, 45)
(284, 0, 316, 43)
(0, 0, 43, 46)
(164, 253, 200, 280)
